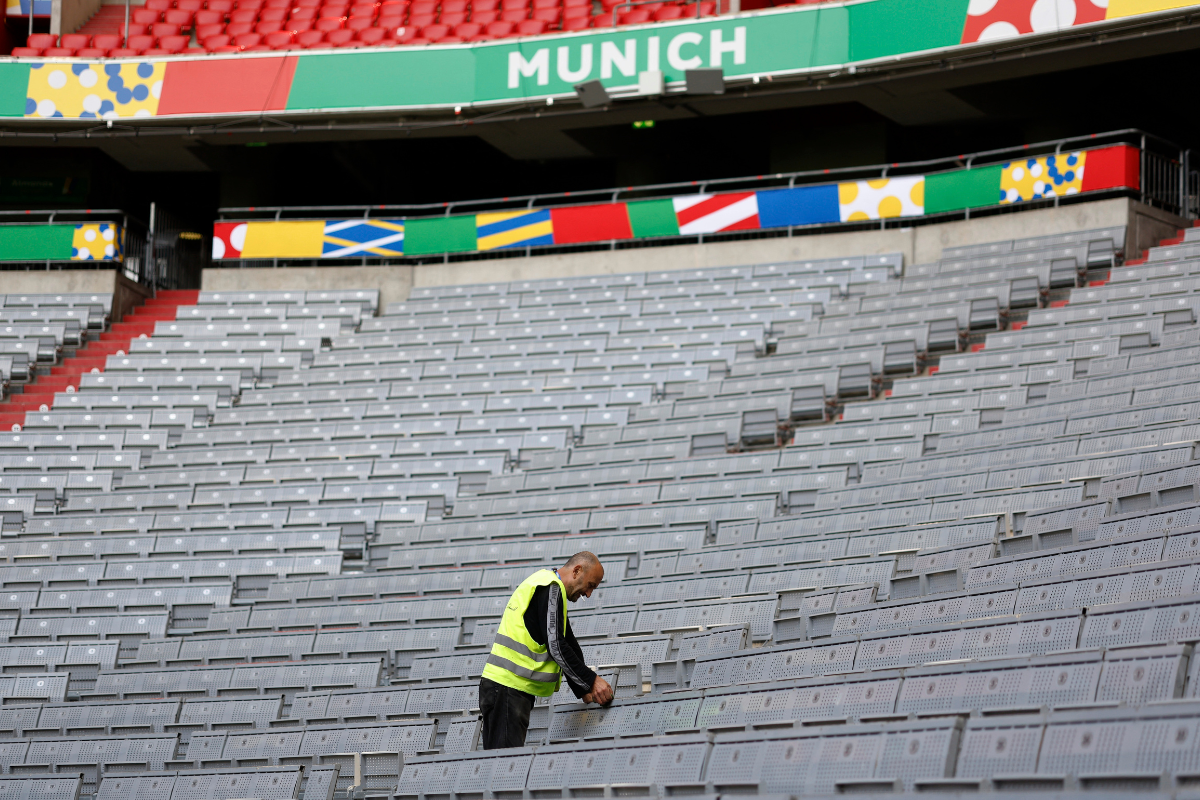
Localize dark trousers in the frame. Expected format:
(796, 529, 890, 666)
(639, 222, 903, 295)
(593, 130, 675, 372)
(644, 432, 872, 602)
(479, 677, 535, 750)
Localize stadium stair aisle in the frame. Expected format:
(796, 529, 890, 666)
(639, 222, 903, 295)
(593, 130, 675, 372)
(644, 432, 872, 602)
(0, 290, 199, 431)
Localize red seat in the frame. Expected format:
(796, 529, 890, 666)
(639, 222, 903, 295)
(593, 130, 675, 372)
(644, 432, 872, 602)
(499, 7, 527, 19)
(421, 21, 448, 37)
(357, 25, 387, 41)
(500, 0, 527, 8)
(618, 8, 648, 22)
(76, 46, 108, 56)
(225, 20, 254, 32)
(150, 22, 182, 35)
(589, 13, 612, 25)
(294, 0, 320, 7)
(229, 7, 257, 21)
(410, 0, 435, 10)
(158, 33, 190, 49)
(561, 15, 587, 27)
(92, 33, 123, 48)
(145, 0, 172, 9)
(317, 4, 347, 15)
(515, 17, 544, 32)
(379, 0, 407, 11)
(42, 46, 75, 56)
(24, 33, 56, 48)
(323, 26, 353, 40)
(391, 25, 418, 41)
(233, 31, 261, 44)
(60, 33, 90, 48)
(295, 28, 324, 43)
(530, 7, 559, 21)
(120, 22, 150, 35)
(264, 28, 294, 44)
(256, 19, 284, 31)
(314, 15, 343, 28)
(453, 20, 481, 36)
(484, 19, 512, 34)
(290, 6, 317, 18)
(378, 11, 404, 25)
(127, 33, 156, 48)
(259, 6, 286, 19)
(194, 9, 223, 23)
(653, 4, 682, 17)
(408, 11, 435, 23)
(164, 8, 193, 23)
(108, 46, 142, 55)
(207, 43, 239, 50)
(264, 0, 290, 6)
(341, 13, 369, 27)
(178, 0, 204, 9)
(306, 39, 334, 46)
(202, 32, 232, 46)
(9, 46, 41, 56)
(207, 0, 234, 10)
(289, 17, 315, 29)
(236, 0, 265, 8)
(348, 2, 378, 13)
(195, 22, 225, 38)
(563, 0, 587, 7)
(470, 9, 497, 21)
(131, 7, 161, 22)
(439, 10, 466, 23)
(531, 0, 557, 8)
(247, 42, 273, 48)
(563, 4, 587, 17)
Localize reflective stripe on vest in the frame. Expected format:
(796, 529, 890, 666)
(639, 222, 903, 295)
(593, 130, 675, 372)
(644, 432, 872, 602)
(481, 568, 567, 696)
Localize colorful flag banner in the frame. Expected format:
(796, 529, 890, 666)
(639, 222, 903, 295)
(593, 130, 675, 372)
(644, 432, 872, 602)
(322, 220, 405, 258)
(672, 192, 760, 234)
(476, 209, 554, 251)
(71, 223, 122, 261)
(207, 143, 1142, 261)
(838, 176, 925, 222)
(25, 61, 165, 120)
(999, 152, 1085, 204)
(550, 203, 632, 245)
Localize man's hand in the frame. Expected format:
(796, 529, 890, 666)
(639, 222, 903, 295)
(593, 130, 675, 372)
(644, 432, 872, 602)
(587, 675, 613, 706)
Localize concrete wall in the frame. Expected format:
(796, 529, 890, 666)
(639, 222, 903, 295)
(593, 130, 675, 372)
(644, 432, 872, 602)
(0, 269, 120, 295)
(52, 0, 102, 35)
(197, 197, 1186, 308)
(0, 269, 149, 322)
(202, 265, 414, 312)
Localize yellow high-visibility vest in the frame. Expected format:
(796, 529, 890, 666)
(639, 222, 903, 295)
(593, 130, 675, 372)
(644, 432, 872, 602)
(481, 568, 568, 696)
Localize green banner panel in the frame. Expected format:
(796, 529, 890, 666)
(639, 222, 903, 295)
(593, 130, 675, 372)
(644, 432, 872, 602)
(0, 63, 31, 117)
(403, 215, 479, 255)
(848, 0, 968, 61)
(626, 199, 680, 238)
(287, 49, 477, 111)
(0, 224, 75, 261)
(925, 165, 1004, 214)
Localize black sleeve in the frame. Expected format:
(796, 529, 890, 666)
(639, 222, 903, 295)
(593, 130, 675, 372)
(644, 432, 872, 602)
(524, 583, 597, 698)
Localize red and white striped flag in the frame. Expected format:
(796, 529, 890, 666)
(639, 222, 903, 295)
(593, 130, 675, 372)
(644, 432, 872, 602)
(672, 192, 761, 234)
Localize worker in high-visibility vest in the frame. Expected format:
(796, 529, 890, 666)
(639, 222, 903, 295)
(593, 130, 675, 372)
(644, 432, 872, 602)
(479, 551, 614, 749)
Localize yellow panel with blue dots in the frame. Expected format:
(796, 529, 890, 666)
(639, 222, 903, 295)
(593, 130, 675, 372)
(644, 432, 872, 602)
(1000, 152, 1086, 204)
(71, 224, 122, 261)
(25, 61, 165, 120)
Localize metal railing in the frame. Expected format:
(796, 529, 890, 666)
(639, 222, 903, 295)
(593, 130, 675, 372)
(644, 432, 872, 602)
(220, 129, 1196, 226)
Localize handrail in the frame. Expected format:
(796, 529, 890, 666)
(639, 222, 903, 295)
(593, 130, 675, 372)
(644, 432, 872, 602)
(218, 128, 1180, 221)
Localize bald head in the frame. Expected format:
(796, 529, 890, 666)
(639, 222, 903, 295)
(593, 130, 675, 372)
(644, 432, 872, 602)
(560, 551, 604, 601)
